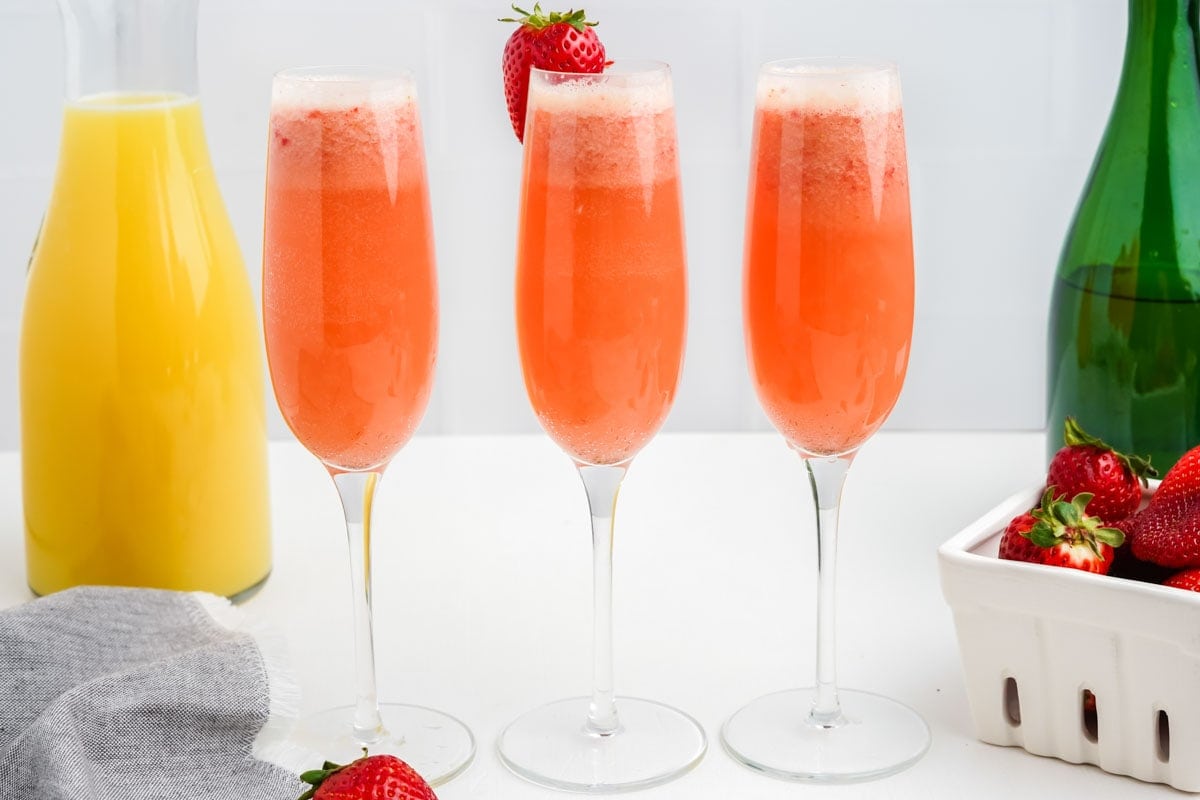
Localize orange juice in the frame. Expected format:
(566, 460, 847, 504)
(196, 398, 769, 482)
(744, 72, 914, 456)
(20, 93, 271, 596)
(263, 81, 436, 472)
(516, 71, 687, 466)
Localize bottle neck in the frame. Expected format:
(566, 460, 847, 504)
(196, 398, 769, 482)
(1107, 0, 1200, 265)
(58, 0, 199, 102)
(1114, 0, 1199, 116)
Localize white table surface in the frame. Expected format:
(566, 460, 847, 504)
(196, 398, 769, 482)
(0, 431, 1180, 798)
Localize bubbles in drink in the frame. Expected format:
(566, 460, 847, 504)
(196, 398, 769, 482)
(526, 75, 678, 189)
(754, 65, 907, 223)
(755, 62, 902, 114)
(269, 77, 424, 192)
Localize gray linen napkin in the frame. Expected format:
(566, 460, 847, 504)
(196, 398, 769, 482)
(0, 586, 306, 800)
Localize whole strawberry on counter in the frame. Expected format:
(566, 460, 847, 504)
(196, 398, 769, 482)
(1046, 417, 1157, 522)
(500, 4, 607, 142)
(1130, 444, 1200, 568)
(298, 752, 436, 800)
(999, 487, 1125, 574)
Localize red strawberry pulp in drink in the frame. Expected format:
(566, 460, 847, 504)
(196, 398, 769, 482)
(515, 69, 686, 466)
(264, 78, 437, 472)
(744, 66, 914, 457)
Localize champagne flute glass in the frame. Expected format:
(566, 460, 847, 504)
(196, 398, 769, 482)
(262, 66, 473, 785)
(722, 58, 930, 782)
(496, 61, 706, 792)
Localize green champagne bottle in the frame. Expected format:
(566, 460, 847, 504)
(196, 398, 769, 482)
(1047, 0, 1200, 471)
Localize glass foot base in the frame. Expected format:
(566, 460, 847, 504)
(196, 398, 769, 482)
(722, 688, 929, 783)
(497, 696, 707, 793)
(292, 703, 475, 787)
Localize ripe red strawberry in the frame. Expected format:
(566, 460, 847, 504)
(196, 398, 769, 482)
(1130, 444, 1200, 567)
(1041, 535, 1117, 574)
(998, 511, 1042, 563)
(500, 4, 607, 142)
(1105, 513, 1168, 582)
(1030, 490, 1124, 574)
(997, 488, 1125, 574)
(1164, 568, 1200, 592)
(1046, 417, 1156, 522)
(298, 753, 436, 800)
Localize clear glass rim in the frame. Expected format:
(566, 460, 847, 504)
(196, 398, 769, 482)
(273, 64, 415, 85)
(760, 57, 897, 78)
(530, 59, 671, 86)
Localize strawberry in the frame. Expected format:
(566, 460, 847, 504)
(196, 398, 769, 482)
(298, 752, 436, 800)
(997, 488, 1124, 573)
(998, 511, 1042, 564)
(1030, 490, 1124, 574)
(1164, 568, 1200, 592)
(1105, 513, 1172, 582)
(1041, 534, 1117, 574)
(500, 4, 607, 142)
(1130, 444, 1200, 567)
(1046, 417, 1156, 522)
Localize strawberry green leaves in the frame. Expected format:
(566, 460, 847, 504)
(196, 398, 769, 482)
(1027, 488, 1125, 554)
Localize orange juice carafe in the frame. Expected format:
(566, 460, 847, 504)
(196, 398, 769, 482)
(19, 0, 271, 597)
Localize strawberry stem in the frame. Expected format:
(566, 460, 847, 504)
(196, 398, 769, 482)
(1062, 416, 1158, 483)
(297, 750, 368, 800)
(1028, 487, 1125, 550)
(499, 2, 598, 31)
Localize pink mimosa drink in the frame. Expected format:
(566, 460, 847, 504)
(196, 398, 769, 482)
(744, 67, 914, 456)
(726, 63, 929, 783)
(516, 68, 687, 466)
(263, 77, 437, 472)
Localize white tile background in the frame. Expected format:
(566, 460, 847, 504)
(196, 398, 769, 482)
(0, 0, 1126, 450)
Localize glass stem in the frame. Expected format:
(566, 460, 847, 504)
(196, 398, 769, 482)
(331, 469, 387, 743)
(577, 462, 628, 737)
(804, 452, 855, 728)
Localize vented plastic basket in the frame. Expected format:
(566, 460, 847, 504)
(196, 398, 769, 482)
(938, 484, 1200, 792)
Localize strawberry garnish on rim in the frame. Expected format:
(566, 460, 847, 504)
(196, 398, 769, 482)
(500, 3, 607, 142)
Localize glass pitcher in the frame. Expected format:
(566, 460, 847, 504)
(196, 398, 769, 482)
(19, 0, 272, 598)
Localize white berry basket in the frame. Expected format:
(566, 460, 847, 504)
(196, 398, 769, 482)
(938, 482, 1200, 792)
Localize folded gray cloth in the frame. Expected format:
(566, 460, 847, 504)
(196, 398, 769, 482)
(0, 586, 305, 800)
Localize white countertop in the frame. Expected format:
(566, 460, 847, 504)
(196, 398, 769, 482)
(0, 431, 1179, 798)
